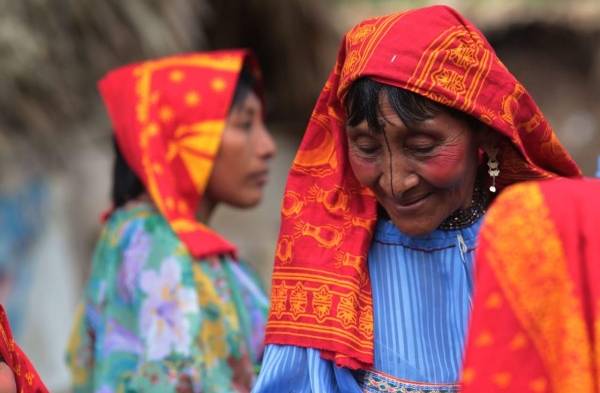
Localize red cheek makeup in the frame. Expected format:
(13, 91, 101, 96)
(418, 144, 470, 187)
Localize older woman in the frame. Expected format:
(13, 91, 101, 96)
(254, 5, 580, 393)
(67, 50, 276, 392)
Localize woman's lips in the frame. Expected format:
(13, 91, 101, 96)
(248, 170, 269, 186)
(392, 192, 432, 212)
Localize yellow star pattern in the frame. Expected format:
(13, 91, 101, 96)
(169, 70, 185, 83)
(159, 106, 174, 122)
(211, 77, 227, 92)
(185, 91, 201, 107)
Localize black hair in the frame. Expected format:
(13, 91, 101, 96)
(345, 77, 480, 131)
(111, 64, 258, 207)
(111, 137, 145, 208)
(230, 63, 259, 113)
(345, 78, 485, 200)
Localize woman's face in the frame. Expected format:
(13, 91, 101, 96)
(205, 91, 276, 208)
(346, 92, 480, 236)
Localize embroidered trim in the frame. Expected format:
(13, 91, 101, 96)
(357, 369, 459, 392)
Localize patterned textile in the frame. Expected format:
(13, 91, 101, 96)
(265, 5, 581, 369)
(461, 178, 600, 392)
(254, 218, 482, 392)
(0, 305, 48, 392)
(99, 50, 261, 259)
(67, 203, 268, 393)
(357, 369, 458, 393)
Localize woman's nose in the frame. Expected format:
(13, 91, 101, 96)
(257, 123, 277, 160)
(379, 152, 419, 197)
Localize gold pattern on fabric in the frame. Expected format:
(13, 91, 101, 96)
(334, 251, 365, 273)
(509, 333, 528, 350)
(184, 91, 201, 107)
(170, 120, 224, 194)
(131, 54, 243, 243)
(271, 282, 288, 319)
(210, 77, 227, 92)
(518, 113, 542, 134)
(407, 26, 492, 113)
(500, 83, 525, 125)
(267, 268, 374, 342)
(312, 286, 333, 322)
(293, 221, 344, 249)
(281, 191, 305, 217)
(529, 378, 548, 392)
(275, 236, 295, 265)
(291, 113, 338, 177)
(338, 294, 359, 328)
(479, 183, 593, 392)
(290, 282, 309, 319)
(492, 372, 512, 388)
(307, 186, 350, 216)
(340, 12, 408, 94)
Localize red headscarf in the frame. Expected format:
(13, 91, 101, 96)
(99, 50, 261, 259)
(264, 5, 581, 369)
(0, 306, 48, 392)
(462, 178, 600, 392)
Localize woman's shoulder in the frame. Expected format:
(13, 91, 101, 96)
(102, 202, 180, 250)
(91, 202, 190, 279)
(87, 202, 194, 304)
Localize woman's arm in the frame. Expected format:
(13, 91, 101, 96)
(253, 345, 360, 393)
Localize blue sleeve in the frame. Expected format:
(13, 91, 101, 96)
(252, 345, 362, 393)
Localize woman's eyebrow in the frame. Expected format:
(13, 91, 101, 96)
(346, 124, 374, 134)
(241, 107, 256, 117)
(232, 106, 256, 118)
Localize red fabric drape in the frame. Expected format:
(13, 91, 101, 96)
(462, 178, 600, 392)
(0, 306, 48, 392)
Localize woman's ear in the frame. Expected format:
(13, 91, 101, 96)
(476, 125, 501, 156)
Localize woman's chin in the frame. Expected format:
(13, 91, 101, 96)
(227, 192, 264, 209)
(388, 216, 441, 237)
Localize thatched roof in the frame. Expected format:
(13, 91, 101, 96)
(0, 0, 337, 165)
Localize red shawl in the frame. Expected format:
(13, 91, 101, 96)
(462, 178, 600, 392)
(99, 50, 261, 259)
(0, 306, 48, 392)
(264, 5, 581, 369)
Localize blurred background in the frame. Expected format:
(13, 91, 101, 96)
(0, 0, 599, 390)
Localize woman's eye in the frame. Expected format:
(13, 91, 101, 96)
(356, 144, 380, 155)
(407, 144, 435, 154)
(234, 119, 253, 131)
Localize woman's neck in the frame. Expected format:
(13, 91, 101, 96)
(126, 192, 217, 224)
(196, 195, 217, 224)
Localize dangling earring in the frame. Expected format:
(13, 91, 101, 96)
(487, 148, 499, 193)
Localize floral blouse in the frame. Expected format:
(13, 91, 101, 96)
(66, 202, 269, 393)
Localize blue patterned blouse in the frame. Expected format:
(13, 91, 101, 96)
(253, 217, 483, 393)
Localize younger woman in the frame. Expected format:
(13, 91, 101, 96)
(67, 50, 276, 392)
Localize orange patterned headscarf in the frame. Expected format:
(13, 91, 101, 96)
(264, 5, 581, 369)
(462, 178, 600, 392)
(99, 50, 260, 259)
